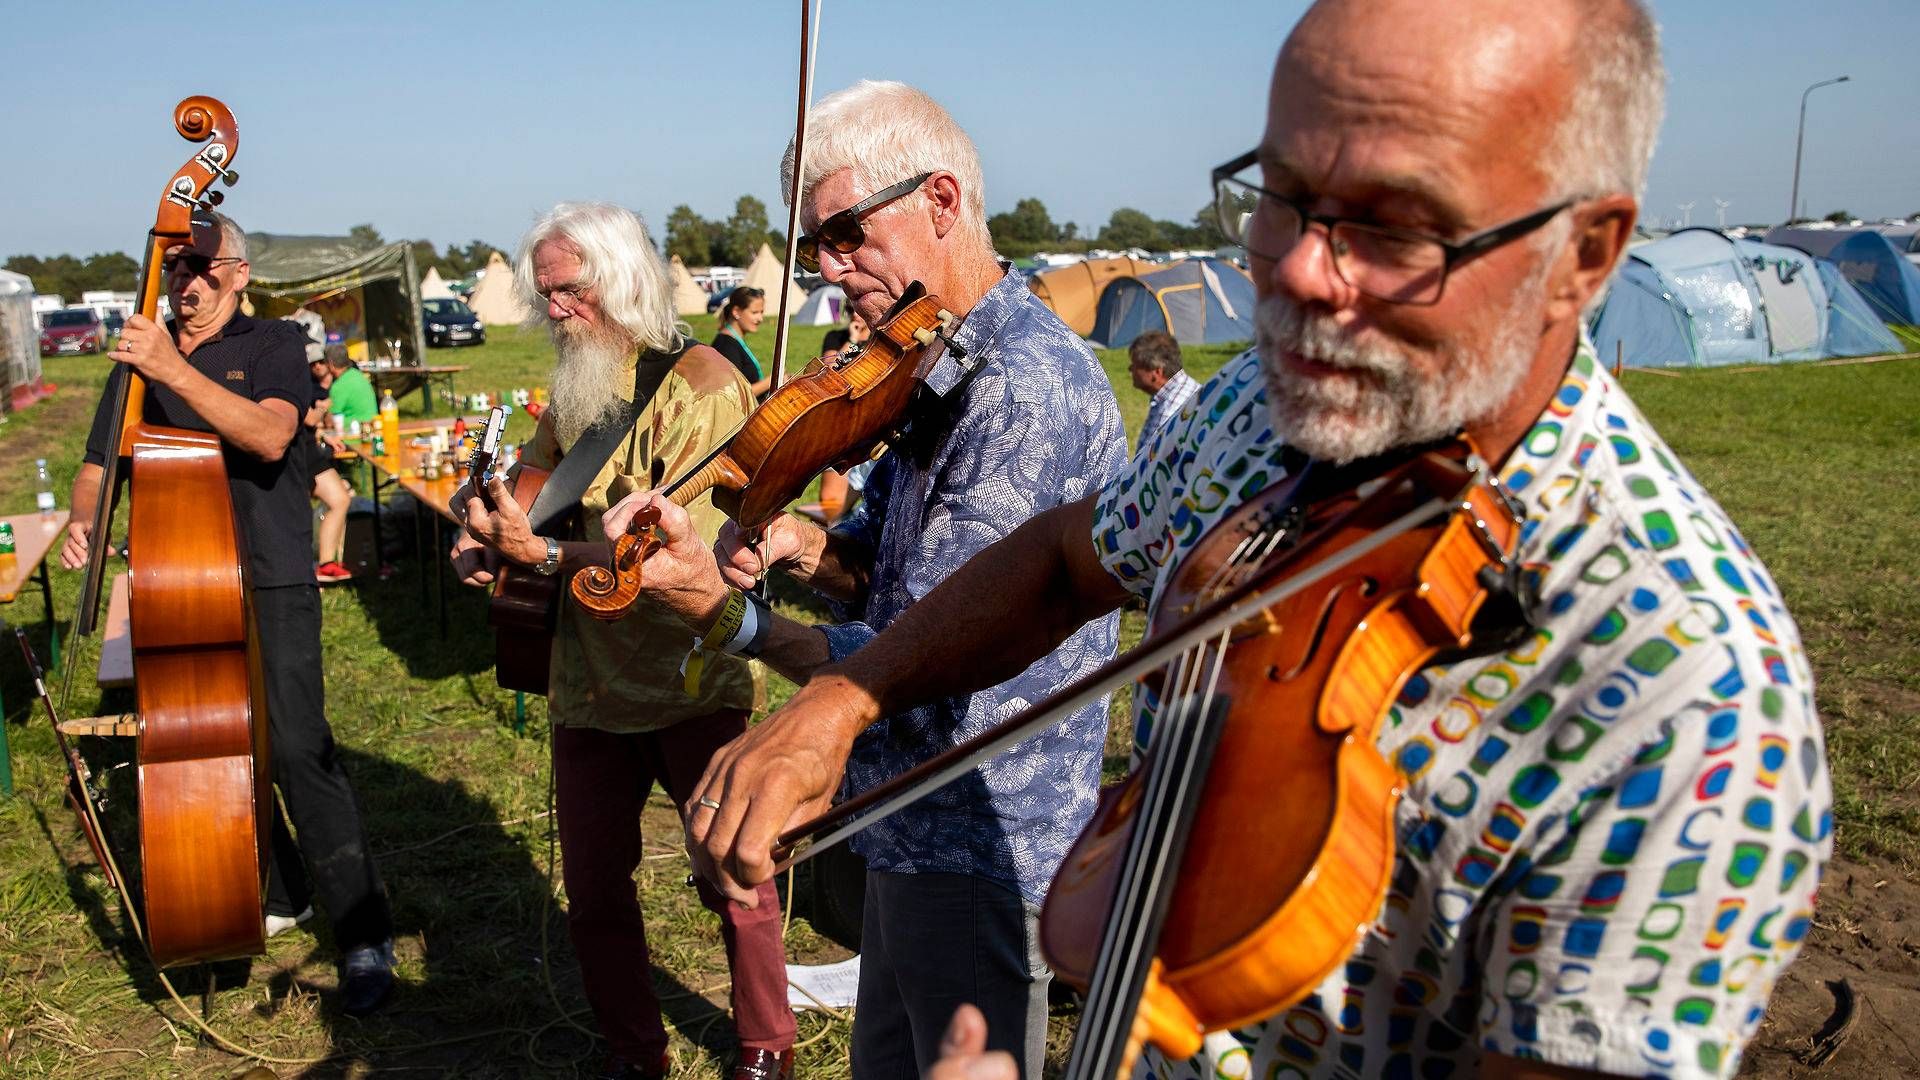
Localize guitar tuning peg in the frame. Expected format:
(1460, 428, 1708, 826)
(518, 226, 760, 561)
(222, 170, 239, 185)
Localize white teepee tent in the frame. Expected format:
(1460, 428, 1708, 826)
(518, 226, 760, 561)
(466, 251, 530, 325)
(419, 266, 455, 300)
(669, 255, 709, 317)
(740, 243, 807, 317)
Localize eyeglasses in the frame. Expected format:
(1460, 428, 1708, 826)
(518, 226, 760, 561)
(537, 281, 589, 314)
(796, 173, 933, 273)
(162, 253, 242, 277)
(1211, 150, 1571, 305)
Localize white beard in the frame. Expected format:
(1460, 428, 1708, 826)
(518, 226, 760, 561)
(1253, 283, 1541, 465)
(549, 318, 637, 447)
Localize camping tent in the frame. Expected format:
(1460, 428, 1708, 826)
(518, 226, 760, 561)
(1766, 226, 1920, 345)
(467, 251, 531, 326)
(419, 266, 454, 300)
(1086, 258, 1258, 349)
(669, 255, 709, 317)
(244, 233, 427, 366)
(793, 284, 845, 326)
(0, 269, 47, 413)
(1587, 228, 1898, 368)
(1028, 257, 1158, 337)
(740, 243, 808, 317)
(1865, 222, 1920, 265)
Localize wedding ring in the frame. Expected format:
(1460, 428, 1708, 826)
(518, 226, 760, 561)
(697, 796, 722, 811)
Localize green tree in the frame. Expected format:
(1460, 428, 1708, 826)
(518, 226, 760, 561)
(4, 252, 139, 301)
(1097, 208, 1162, 251)
(714, 196, 772, 267)
(1822, 209, 1854, 224)
(664, 204, 714, 266)
(988, 198, 1061, 255)
(348, 223, 385, 248)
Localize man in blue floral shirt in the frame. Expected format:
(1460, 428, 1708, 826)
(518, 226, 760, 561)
(608, 80, 1124, 1078)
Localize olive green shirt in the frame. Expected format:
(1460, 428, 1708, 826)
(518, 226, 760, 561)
(525, 344, 760, 732)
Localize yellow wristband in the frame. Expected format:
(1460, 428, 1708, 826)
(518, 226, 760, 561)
(683, 590, 747, 696)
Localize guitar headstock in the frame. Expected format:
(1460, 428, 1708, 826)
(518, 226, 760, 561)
(468, 405, 512, 503)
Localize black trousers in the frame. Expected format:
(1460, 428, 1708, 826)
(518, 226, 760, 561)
(256, 584, 391, 952)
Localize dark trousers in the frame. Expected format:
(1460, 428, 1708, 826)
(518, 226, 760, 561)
(554, 718, 795, 1064)
(851, 870, 1051, 1080)
(257, 584, 392, 952)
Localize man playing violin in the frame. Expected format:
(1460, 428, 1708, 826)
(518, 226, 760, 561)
(63, 211, 396, 1015)
(601, 81, 1127, 1078)
(680, 3, 1832, 1078)
(449, 202, 796, 1080)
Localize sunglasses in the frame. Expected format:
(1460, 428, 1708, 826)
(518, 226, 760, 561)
(796, 173, 932, 273)
(163, 253, 242, 277)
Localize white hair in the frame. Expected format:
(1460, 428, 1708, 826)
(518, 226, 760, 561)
(1542, 0, 1665, 205)
(513, 202, 686, 354)
(201, 210, 248, 261)
(780, 80, 992, 253)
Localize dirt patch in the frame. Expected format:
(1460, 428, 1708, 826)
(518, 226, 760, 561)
(1740, 854, 1920, 1077)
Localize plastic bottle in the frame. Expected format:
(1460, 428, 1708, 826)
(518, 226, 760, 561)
(379, 388, 400, 459)
(0, 522, 17, 580)
(34, 459, 55, 517)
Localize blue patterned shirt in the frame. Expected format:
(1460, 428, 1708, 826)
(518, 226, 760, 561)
(820, 267, 1126, 903)
(1140, 368, 1201, 448)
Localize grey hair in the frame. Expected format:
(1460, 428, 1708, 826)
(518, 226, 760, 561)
(200, 210, 248, 261)
(780, 80, 993, 253)
(513, 202, 687, 353)
(1542, 0, 1665, 204)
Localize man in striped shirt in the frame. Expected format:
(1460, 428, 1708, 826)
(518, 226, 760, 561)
(1128, 330, 1200, 444)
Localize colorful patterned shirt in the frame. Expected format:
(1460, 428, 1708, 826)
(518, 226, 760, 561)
(822, 267, 1127, 903)
(1090, 339, 1830, 1078)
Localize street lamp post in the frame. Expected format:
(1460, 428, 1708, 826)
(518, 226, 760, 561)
(1789, 76, 1851, 223)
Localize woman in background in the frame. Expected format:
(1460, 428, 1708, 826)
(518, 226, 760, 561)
(711, 286, 770, 399)
(816, 307, 874, 523)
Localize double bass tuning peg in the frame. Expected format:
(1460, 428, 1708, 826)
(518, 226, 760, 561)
(199, 191, 225, 208)
(221, 170, 239, 186)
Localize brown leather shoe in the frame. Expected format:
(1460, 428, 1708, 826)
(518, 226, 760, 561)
(733, 1047, 793, 1080)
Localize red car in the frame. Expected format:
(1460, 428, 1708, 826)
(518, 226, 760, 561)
(40, 308, 105, 356)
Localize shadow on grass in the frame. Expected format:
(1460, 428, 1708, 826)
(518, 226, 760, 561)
(348, 504, 497, 683)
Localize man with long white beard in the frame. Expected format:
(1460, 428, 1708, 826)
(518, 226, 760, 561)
(450, 202, 796, 1080)
(680, 1, 1830, 1077)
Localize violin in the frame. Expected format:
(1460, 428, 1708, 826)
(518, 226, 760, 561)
(68, 98, 266, 968)
(569, 285, 958, 620)
(762, 439, 1530, 1077)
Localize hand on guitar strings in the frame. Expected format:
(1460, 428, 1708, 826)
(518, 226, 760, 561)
(601, 489, 734, 635)
(460, 473, 546, 567)
(448, 530, 503, 586)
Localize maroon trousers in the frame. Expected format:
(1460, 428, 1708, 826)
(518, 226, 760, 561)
(554, 715, 795, 1062)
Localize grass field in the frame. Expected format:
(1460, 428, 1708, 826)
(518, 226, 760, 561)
(0, 321, 1914, 1078)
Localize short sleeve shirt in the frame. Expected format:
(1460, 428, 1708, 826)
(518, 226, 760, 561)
(83, 312, 316, 588)
(1089, 339, 1831, 1078)
(327, 366, 378, 422)
(524, 344, 761, 733)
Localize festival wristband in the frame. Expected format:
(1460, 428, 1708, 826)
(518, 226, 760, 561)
(682, 589, 749, 696)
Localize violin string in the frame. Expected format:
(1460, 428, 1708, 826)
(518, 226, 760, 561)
(1071, 628, 1233, 1078)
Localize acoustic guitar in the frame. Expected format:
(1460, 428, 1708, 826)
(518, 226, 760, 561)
(465, 407, 571, 695)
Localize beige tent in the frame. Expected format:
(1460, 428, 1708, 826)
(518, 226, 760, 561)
(466, 251, 530, 325)
(740, 243, 807, 317)
(419, 266, 455, 300)
(1028, 257, 1160, 337)
(670, 255, 709, 317)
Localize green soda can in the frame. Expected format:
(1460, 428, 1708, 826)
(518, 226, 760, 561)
(0, 522, 16, 556)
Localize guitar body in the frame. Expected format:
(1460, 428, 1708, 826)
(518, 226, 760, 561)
(128, 422, 270, 968)
(489, 463, 564, 694)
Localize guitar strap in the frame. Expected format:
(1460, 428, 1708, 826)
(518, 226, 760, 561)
(525, 337, 692, 532)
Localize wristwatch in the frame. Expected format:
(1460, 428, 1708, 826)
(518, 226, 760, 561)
(533, 536, 562, 576)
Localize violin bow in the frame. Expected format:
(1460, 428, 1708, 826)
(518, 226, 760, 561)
(767, 0, 822, 396)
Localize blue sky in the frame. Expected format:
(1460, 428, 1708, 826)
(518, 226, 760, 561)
(7, 0, 1916, 260)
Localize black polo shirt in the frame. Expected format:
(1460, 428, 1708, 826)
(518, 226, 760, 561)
(83, 312, 316, 588)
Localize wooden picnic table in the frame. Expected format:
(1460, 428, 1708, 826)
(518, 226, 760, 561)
(367, 364, 469, 417)
(0, 509, 70, 797)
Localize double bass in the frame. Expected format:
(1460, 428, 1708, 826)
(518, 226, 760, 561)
(72, 97, 268, 969)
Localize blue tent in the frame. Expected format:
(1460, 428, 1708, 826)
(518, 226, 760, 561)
(1767, 226, 1920, 345)
(1087, 257, 1256, 349)
(1588, 228, 1898, 368)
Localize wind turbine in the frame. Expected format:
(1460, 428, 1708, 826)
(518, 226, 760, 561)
(1714, 198, 1731, 230)
(1678, 202, 1696, 228)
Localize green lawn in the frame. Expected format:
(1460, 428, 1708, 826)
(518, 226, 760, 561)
(0, 330, 1913, 1078)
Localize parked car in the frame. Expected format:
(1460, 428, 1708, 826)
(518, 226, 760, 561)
(39, 308, 105, 356)
(423, 298, 486, 348)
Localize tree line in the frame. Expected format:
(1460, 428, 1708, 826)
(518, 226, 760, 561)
(988, 198, 1227, 259)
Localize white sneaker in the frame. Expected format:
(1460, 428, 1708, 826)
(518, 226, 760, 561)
(266, 906, 314, 938)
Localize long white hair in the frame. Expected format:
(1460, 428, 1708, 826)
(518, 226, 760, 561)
(513, 202, 686, 353)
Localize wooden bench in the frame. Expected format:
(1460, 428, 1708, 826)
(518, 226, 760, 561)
(97, 572, 133, 689)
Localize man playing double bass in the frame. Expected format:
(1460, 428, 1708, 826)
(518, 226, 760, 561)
(64, 211, 394, 1015)
(684, 2, 1833, 1078)
(450, 202, 796, 1080)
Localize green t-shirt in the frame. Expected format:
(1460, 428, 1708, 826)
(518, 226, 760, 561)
(327, 366, 378, 422)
